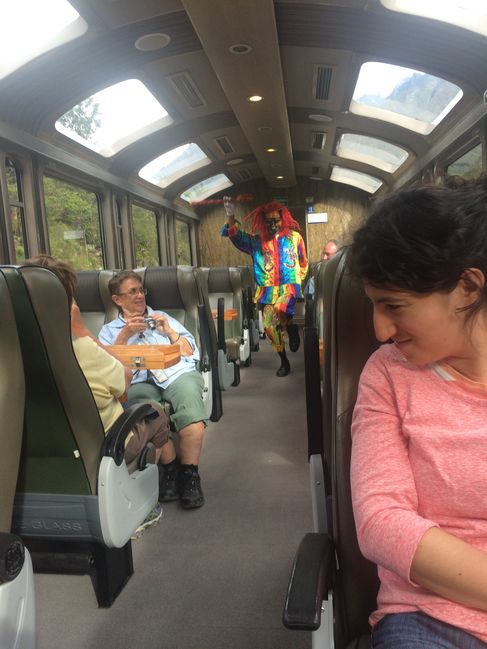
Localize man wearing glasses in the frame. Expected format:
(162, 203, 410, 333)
(99, 270, 206, 510)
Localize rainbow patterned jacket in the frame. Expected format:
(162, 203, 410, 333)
(221, 221, 308, 304)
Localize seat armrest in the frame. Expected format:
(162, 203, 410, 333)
(283, 532, 334, 631)
(197, 303, 211, 372)
(216, 297, 227, 352)
(101, 403, 156, 465)
(0, 533, 25, 584)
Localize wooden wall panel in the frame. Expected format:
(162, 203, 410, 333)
(195, 178, 370, 267)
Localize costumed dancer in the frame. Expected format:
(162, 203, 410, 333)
(221, 196, 308, 376)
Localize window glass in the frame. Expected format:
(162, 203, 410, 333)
(55, 79, 172, 157)
(446, 143, 482, 179)
(330, 166, 383, 193)
(0, 0, 86, 80)
(43, 176, 104, 269)
(380, 1, 487, 38)
(350, 62, 463, 135)
(336, 133, 409, 173)
(175, 219, 193, 265)
(139, 143, 211, 189)
(6, 158, 27, 261)
(180, 174, 233, 203)
(132, 205, 160, 267)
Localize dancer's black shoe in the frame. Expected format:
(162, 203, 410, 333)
(276, 350, 291, 377)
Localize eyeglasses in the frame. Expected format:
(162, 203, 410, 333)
(117, 287, 147, 297)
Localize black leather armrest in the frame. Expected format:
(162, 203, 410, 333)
(101, 403, 155, 465)
(0, 533, 25, 584)
(216, 297, 227, 352)
(283, 532, 334, 631)
(197, 304, 211, 372)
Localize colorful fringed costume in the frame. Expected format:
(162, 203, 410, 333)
(221, 201, 308, 354)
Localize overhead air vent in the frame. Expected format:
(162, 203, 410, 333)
(168, 72, 206, 109)
(311, 132, 326, 150)
(311, 165, 320, 175)
(214, 136, 235, 155)
(236, 168, 252, 181)
(313, 64, 333, 101)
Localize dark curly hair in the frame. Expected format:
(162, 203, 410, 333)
(348, 174, 487, 317)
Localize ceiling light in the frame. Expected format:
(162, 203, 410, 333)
(229, 43, 252, 54)
(276, 175, 284, 179)
(134, 33, 171, 51)
(309, 113, 333, 123)
(248, 95, 263, 102)
(266, 148, 276, 152)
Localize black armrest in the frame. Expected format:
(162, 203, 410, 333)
(101, 402, 156, 465)
(283, 532, 334, 631)
(216, 297, 227, 352)
(197, 303, 211, 372)
(0, 532, 25, 584)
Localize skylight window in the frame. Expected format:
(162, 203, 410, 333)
(350, 62, 463, 135)
(139, 144, 212, 189)
(336, 133, 409, 173)
(330, 166, 383, 194)
(181, 174, 233, 203)
(55, 79, 172, 157)
(380, 1, 487, 38)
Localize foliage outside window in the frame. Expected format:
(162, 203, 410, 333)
(132, 204, 160, 267)
(175, 219, 192, 265)
(6, 158, 27, 261)
(446, 143, 482, 180)
(43, 175, 104, 269)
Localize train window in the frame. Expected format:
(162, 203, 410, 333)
(139, 143, 212, 189)
(43, 175, 104, 270)
(0, 0, 87, 80)
(350, 62, 463, 135)
(132, 204, 160, 267)
(380, 1, 487, 38)
(445, 143, 482, 179)
(114, 198, 126, 269)
(181, 173, 233, 203)
(175, 219, 193, 265)
(5, 158, 27, 261)
(330, 166, 383, 193)
(55, 79, 172, 157)
(336, 133, 409, 173)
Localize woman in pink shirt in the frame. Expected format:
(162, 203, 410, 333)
(349, 175, 487, 647)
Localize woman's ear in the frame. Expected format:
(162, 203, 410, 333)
(458, 268, 485, 307)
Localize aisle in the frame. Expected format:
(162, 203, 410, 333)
(36, 339, 312, 649)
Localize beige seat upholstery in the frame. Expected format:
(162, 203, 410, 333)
(0, 270, 36, 647)
(75, 270, 118, 336)
(4, 265, 158, 607)
(283, 249, 380, 648)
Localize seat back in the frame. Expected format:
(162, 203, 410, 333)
(0, 272, 36, 645)
(324, 249, 380, 646)
(75, 270, 118, 336)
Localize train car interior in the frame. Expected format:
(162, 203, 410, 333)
(1, 1, 487, 648)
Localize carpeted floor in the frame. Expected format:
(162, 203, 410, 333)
(35, 338, 312, 649)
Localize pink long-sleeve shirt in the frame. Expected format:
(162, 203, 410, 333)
(351, 342, 487, 641)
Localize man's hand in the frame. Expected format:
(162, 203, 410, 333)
(223, 195, 235, 223)
(114, 315, 147, 343)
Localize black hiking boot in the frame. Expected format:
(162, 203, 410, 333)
(159, 461, 180, 502)
(276, 350, 291, 377)
(179, 465, 205, 509)
(287, 323, 300, 352)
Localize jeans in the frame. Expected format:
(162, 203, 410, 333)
(371, 612, 487, 649)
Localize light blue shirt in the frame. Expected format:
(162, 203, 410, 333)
(98, 307, 200, 390)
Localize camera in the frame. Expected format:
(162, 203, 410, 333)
(144, 317, 157, 330)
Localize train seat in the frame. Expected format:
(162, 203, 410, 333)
(75, 270, 118, 336)
(3, 265, 159, 607)
(204, 266, 251, 366)
(237, 265, 260, 352)
(283, 249, 380, 648)
(0, 271, 36, 648)
(137, 265, 220, 422)
(194, 267, 238, 392)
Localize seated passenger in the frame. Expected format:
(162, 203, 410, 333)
(27, 255, 171, 533)
(349, 176, 487, 647)
(98, 270, 206, 510)
(305, 239, 341, 297)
